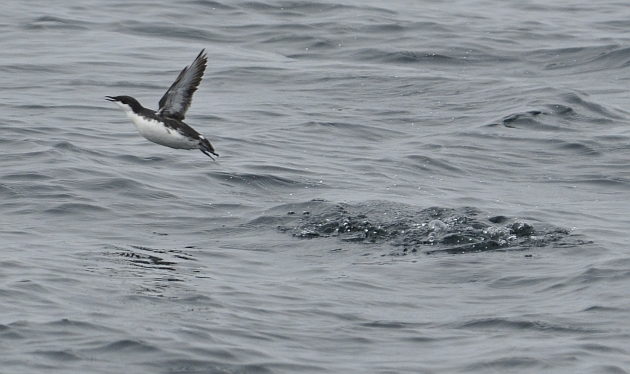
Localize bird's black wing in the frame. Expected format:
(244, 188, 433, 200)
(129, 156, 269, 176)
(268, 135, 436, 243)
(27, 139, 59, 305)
(157, 49, 208, 120)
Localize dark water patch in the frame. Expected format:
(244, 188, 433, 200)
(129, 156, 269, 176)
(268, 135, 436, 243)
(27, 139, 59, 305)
(545, 104, 576, 116)
(491, 275, 559, 289)
(95, 246, 207, 297)
(0, 324, 24, 340)
(486, 108, 592, 132)
(47, 318, 118, 333)
(307, 39, 339, 50)
(458, 318, 601, 334)
(531, 45, 630, 73)
(244, 109, 287, 118)
(559, 92, 624, 120)
(125, 253, 176, 268)
(45, 202, 109, 215)
(352, 48, 461, 65)
(51, 141, 86, 153)
(14, 104, 57, 111)
(207, 171, 313, 191)
(361, 321, 409, 329)
(240, 1, 394, 15)
(579, 343, 628, 355)
(115, 21, 226, 43)
(155, 358, 275, 374)
(3, 172, 54, 182)
(582, 305, 626, 313)
(113, 153, 169, 164)
(464, 356, 546, 371)
(350, 47, 517, 65)
(80, 177, 146, 192)
(274, 200, 574, 254)
(104, 245, 198, 271)
(486, 110, 546, 129)
(97, 339, 161, 354)
(186, 0, 238, 10)
(130, 245, 197, 260)
(360, 23, 408, 34)
(553, 141, 601, 157)
(33, 349, 82, 362)
(486, 100, 618, 133)
(23, 15, 90, 31)
(403, 335, 437, 343)
(0, 63, 74, 75)
(109, 251, 173, 270)
(589, 365, 629, 374)
(572, 266, 630, 285)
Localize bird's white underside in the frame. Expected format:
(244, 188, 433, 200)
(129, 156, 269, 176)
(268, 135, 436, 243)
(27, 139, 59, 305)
(115, 102, 199, 150)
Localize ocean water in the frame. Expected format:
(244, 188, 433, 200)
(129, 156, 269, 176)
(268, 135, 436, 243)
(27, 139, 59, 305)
(1, 0, 630, 373)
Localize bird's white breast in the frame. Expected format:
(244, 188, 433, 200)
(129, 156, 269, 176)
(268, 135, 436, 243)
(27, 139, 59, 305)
(125, 111, 198, 150)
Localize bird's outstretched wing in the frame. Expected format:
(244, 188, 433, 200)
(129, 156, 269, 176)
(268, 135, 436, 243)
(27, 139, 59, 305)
(157, 49, 208, 120)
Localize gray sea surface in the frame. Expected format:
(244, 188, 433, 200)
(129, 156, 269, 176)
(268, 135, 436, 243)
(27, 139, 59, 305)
(2, 0, 630, 373)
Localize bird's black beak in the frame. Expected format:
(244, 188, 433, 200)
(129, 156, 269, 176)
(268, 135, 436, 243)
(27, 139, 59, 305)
(105, 96, 116, 102)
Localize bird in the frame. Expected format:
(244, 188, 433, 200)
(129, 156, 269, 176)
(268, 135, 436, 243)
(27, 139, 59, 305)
(106, 49, 218, 160)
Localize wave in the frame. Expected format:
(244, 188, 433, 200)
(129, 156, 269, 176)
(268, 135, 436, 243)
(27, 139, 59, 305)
(265, 200, 581, 254)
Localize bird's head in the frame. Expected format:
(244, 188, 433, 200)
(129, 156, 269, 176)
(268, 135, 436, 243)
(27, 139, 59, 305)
(106, 95, 143, 113)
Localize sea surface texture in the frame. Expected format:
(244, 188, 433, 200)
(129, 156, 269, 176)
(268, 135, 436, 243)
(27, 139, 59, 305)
(2, 0, 630, 373)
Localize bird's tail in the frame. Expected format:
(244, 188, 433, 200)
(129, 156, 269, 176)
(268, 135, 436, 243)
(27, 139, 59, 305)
(199, 136, 219, 160)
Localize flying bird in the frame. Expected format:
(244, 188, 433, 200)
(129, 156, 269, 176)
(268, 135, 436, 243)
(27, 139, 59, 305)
(106, 49, 218, 160)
